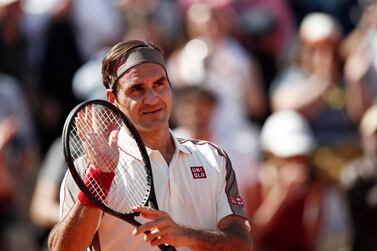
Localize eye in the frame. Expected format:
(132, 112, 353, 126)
(153, 80, 168, 89)
(127, 84, 144, 95)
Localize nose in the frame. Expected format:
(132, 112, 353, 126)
(143, 88, 159, 105)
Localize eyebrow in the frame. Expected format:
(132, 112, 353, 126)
(127, 76, 168, 90)
(154, 76, 168, 83)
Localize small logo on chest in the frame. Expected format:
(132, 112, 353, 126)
(190, 166, 207, 179)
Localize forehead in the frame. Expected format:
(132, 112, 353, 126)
(118, 63, 167, 86)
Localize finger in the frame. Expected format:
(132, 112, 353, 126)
(132, 219, 167, 236)
(108, 130, 118, 149)
(143, 225, 172, 243)
(132, 210, 172, 235)
(92, 106, 102, 135)
(150, 235, 170, 247)
(85, 105, 93, 132)
(132, 206, 160, 219)
(76, 111, 87, 141)
(108, 130, 119, 171)
(143, 227, 161, 242)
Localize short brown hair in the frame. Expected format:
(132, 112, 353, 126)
(102, 40, 164, 91)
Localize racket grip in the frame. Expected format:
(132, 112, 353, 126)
(158, 244, 177, 251)
(132, 220, 176, 250)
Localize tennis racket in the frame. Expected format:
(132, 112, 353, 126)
(62, 99, 176, 251)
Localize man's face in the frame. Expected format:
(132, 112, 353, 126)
(108, 63, 172, 133)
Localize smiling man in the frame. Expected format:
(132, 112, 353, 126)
(48, 40, 252, 251)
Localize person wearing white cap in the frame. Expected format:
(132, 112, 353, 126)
(341, 104, 377, 251)
(260, 110, 316, 158)
(270, 12, 360, 183)
(244, 110, 351, 251)
(271, 12, 359, 145)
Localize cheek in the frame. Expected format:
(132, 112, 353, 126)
(163, 90, 173, 110)
(115, 96, 137, 117)
(124, 100, 139, 118)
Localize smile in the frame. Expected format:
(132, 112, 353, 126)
(141, 108, 163, 115)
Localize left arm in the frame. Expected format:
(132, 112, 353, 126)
(132, 206, 252, 251)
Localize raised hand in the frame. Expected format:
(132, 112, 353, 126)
(75, 104, 120, 207)
(76, 104, 119, 172)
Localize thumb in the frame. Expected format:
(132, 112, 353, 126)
(108, 130, 119, 149)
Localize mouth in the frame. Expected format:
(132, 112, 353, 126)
(141, 107, 163, 116)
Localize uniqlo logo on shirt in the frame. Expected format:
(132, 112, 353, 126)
(190, 166, 207, 179)
(229, 195, 244, 206)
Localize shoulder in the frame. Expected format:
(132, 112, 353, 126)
(177, 138, 229, 159)
(176, 137, 233, 174)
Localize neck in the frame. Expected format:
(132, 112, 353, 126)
(140, 128, 175, 165)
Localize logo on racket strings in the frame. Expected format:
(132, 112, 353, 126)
(190, 166, 207, 179)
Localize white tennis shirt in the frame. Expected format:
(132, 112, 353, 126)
(60, 133, 248, 251)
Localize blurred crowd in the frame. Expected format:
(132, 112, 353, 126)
(1, 0, 377, 250)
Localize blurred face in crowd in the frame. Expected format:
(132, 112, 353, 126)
(174, 93, 215, 132)
(107, 63, 172, 133)
(273, 155, 310, 186)
(300, 39, 339, 75)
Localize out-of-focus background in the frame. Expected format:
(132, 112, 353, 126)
(1, 0, 377, 250)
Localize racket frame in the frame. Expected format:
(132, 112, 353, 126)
(62, 99, 158, 224)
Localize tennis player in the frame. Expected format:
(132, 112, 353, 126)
(48, 40, 252, 251)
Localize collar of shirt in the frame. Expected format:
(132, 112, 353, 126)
(145, 130, 192, 156)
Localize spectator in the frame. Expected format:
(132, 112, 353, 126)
(168, 2, 267, 135)
(341, 104, 377, 251)
(245, 110, 352, 251)
(233, 0, 295, 95)
(116, 0, 184, 56)
(29, 137, 66, 251)
(0, 73, 39, 251)
(0, 0, 28, 85)
(28, 0, 123, 154)
(342, 1, 377, 122)
(271, 12, 360, 182)
(287, 0, 360, 34)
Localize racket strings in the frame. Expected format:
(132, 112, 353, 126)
(113, 139, 150, 209)
(76, 111, 120, 168)
(111, 159, 149, 211)
(69, 103, 151, 214)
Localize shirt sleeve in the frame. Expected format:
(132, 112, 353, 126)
(215, 147, 249, 222)
(59, 170, 81, 219)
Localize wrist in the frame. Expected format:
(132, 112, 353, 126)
(77, 165, 115, 207)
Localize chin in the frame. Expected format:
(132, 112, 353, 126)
(138, 120, 168, 132)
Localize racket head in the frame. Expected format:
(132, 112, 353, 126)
(62, 99, 154, 222)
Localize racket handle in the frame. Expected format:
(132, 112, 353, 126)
(158, 244, 177, 251)
(130, 219, 176, 250)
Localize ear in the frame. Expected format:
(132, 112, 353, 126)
(106, 89, 116, 103)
